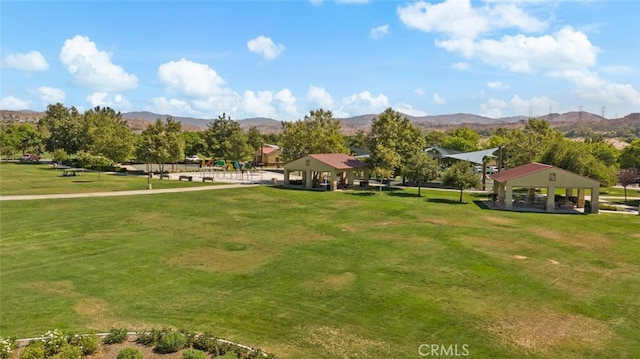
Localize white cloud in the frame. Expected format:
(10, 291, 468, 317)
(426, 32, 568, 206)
(2, 51, 49, 71)
(414, 87, 427, 95)
(554, 70, 640, 106)
(487, 81, 509, 90)
(432, 93, 446, 105)
(395, 103, 427, 117)
(438, 27, 599, 73)
(158, 58, 228, 99)
(59, 35, 138, 91)
(397, 0, 546, 40)
(38, 87, 66, 104)
(306, 85, 334, 109)
(599, 65, 637, 76)
(151, 97, 200, 118)
(337, 91, 389, 117)
(0, 96, 30, 110)
(241, 89, 299, 120)
(370, 24, 390, 39)
(86, 92, 132, 109)
(482, 95, 559, 118)
(452, 62, 469, 70)
(247, 36, 286, 61)
(480, 98, 507, 117)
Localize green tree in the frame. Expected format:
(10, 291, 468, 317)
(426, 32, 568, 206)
(183, 131, 206, 157)
(246, 126, 263, 152)
(82, 106, 134, 162)
(368, 108, 425, 181)
(345, 129, 369, 150)
(540, 139, 617, 186)
(402, 152, 440, 196)
(441, 161, 481, 202)
(424, 130, 446, 148)
(620, 139, 640, 170)
(503, 118, 563, 168)
(203, 113, 251, 161)
(280, 109, 347, 161)
(0, 123, 42, 158)
(137, 118, 185, 173)
(373, 144, 400, 193)
(38, 103, 83, 154)
(441, 127, 480, 152)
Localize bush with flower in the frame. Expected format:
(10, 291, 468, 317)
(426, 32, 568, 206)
(41, 329, 68, 357)
(0, 337, 16, 359)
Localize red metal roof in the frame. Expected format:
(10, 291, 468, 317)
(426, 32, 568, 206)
(262, 147, 278, 155)
(491, 162, 553, 182)
(309, 153, 369, 169)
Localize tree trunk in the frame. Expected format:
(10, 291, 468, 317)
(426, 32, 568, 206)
(459, 188, 463, 202)
(418, 182, 422, 197)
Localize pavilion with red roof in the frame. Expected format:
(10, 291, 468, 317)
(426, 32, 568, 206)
(491, 162, 601, 213)
(283, 153, 370, 190)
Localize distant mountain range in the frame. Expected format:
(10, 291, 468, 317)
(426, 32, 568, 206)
(2, 109, 638, 135)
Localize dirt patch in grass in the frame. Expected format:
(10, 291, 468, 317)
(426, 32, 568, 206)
(21, 280, 76, 297)
(530, 228, 613, 251)
(166, 246, 277, 273)
(513, 255, 528, 259)
(489, 309, 612, 353)
(304, 326, 391, 358)
(320, 272, 356, 290)
(482, 215, 517, 226)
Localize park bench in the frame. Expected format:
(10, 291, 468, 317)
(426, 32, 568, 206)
(62, 169, 82, 177)
(202, 176, 214, 182)
(178, 175, 193, 181)
(158, 174, 170, 180)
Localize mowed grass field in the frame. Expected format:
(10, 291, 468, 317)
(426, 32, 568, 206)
(1, 163, 639, 358)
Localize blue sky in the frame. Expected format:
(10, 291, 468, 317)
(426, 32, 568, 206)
(1, 0, 639, 120)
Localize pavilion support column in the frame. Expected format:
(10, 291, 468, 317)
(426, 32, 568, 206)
(505, 185, 513, 209)
(565, 188, 573, 206)
(498, 184, 506, 205)
(330, 171, 337, 191)
(284, 169, 290, 186)
(590, 187, 599, 213)
(347, 170, 354, 189)
(546, 186, 555, 212)
(528, 188, 536, 205)
(363, 168, 370, 186)
(305, 170, 313, 189)
(576, 189, 585, 208)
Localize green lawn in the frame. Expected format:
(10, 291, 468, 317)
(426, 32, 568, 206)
(0, 162, 216, 195)
(1, 169, 639, 358)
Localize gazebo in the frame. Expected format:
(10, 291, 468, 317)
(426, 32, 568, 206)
(283, 153, 370, 190)
(491, 163, 601, 213)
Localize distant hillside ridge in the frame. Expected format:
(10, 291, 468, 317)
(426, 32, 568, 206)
(2, 109, 637, 135)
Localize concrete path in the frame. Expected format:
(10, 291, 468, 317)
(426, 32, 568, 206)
(0, 183, 258, 201)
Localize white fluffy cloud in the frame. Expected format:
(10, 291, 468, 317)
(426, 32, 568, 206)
(2, 51, 49, 71)
(38, 87, 66, 104)
(397, 0, 546, 40)
(59, 35, 138, 91)
(481, 95, 559, 118)
(0, 96, 30, 110)
(370, 24, 390, 39)
(432, 93, 446, 105)
(247, 36, 285, 61)
(487, 81, 509, 90)
(306, 85, 334, 109)
(337, 91, 389, 117)
(241, 89, 298, 120)
(438, 27, 599, 73)
(158, 58, 227, 98)
(395, 103, 427, 117)
(86, 92, 132, 109)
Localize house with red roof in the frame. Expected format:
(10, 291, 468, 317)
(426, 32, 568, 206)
(283, 153, 370, 190)
(491, 162, 601, 213)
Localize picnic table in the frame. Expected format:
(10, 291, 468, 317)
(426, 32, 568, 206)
(61, 168, 84, 177)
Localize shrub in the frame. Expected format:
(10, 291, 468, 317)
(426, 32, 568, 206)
(19, 342, 44, 359)
(178, 329, 196, 349)
(103, 328, 129, 345)
(154, 331, 186, 354)
(135, 328, 163, 346)
(0, 337, 15, 359)
(42, 329, 68, 357)
(69, 333, 99, 355)
(191, 333, 219, 353)
(116, 347, 143, 359)
(182, 349, 206, 359)
(56, 345, 82, 359)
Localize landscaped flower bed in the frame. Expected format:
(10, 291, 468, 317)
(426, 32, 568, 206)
(2, 328, 275, 359)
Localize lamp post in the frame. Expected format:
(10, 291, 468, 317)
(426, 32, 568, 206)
(146, 148, 152, 190)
